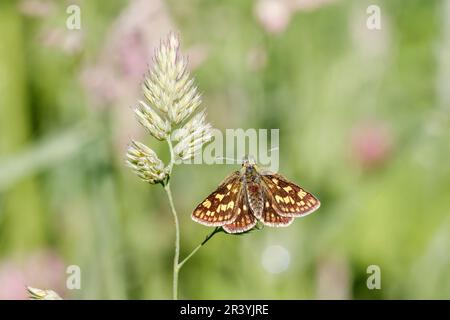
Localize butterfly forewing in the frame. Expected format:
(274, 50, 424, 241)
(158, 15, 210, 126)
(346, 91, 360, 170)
(192, 171, 242, 226)
(261, 173, 320, 217)
(223, 191, 257, 233)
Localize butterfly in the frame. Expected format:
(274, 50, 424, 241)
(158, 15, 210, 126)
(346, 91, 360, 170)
(192, 156, 320, 234)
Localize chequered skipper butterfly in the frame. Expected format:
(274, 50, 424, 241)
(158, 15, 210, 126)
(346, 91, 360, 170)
(192, 156, 320, 233)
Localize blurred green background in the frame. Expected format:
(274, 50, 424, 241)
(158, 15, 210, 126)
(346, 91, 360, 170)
(0, 0, 449, 299)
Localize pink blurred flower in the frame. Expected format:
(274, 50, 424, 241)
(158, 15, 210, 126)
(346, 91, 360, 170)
(351, 120, 393, 169)
(0, 263, 25, 300)
(118, 29, 148, 79)
(254, 0, 292, 35)
(0, 251, 66, 300)
(254, 0, 338, 35)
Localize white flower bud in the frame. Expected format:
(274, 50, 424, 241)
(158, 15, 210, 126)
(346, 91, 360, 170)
(173, 112, 213, 160)
(126, 141, 168, 184)
(135, 101, 171, 141)
(27, 286, 62, 300)
(142, 32, 201, 125)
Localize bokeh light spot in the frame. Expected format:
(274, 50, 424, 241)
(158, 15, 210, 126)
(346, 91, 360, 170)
(261, 245, 290, 274)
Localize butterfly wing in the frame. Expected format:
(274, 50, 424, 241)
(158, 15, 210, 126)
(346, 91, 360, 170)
(192, 171, 242, 226)
(260, 183, 294, 227)
(261, 173, 320, 217)
(222, 189, 257, 234)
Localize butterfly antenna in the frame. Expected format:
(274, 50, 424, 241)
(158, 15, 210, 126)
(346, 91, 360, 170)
(215, 156, 241, 163)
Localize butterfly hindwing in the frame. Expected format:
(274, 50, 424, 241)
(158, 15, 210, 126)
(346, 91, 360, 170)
(260, 184, 294, 227)
(261, 173, 320, 217)
(223, 190, 257, 234)
(192, 171, 242, 226)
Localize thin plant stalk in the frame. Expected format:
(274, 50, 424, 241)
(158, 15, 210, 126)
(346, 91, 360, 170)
(164, 139, 180, 299)
(178, 227, 221, 270)
(163, 182, 180, 300)
(163, 139, 219, 300)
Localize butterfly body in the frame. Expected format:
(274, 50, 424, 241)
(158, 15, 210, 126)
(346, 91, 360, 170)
(192, 156, 320, 234)
(244, 165, 264, 219)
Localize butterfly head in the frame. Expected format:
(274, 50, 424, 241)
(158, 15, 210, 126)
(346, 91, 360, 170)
(242, 155, 256, 168)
